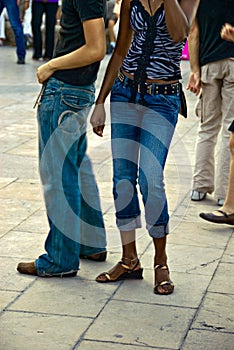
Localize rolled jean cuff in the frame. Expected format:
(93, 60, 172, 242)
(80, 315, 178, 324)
(147, 223, 169, 238)
(116, 215, 142, 231)
(35, 257, 79, 277)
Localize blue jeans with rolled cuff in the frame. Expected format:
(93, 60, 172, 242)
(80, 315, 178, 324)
(35, 77, 106, 276)
(110, 76, 180, 238)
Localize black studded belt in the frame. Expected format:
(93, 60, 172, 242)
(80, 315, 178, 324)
(118, 70, 180, 95)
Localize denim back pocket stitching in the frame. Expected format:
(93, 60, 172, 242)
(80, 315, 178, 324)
(61, 95, 91, 110)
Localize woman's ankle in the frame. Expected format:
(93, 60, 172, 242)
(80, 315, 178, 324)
(154, 254, 167, 267)
(122, 256, 139, 267)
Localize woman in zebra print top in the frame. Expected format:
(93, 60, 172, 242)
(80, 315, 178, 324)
(91, 0, 200, 295)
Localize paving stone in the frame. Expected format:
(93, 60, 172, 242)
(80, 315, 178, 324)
(0, 153, 38, 179)
(85, 299, 195, 349)
(76, 341, 157, 350)
(182, 329, 234, 350)
(0, 311, 91, 350)
(7, 138, 38, 157)
(193, 292, 234, 333)
(0, 290, 19, 311)
(222, 237, 234, 264)
(168, 221, 232, 249)
(113, 269, 210, 308)
(0, 230, 47, 258)
(0, 177, 17, 189)
(208, 262, 234, 294)
(15, 209, 49, 234)
(0, 257, 37, 291)
(0, 180, 42, 202)
(141, 242, 223, 276)
(0, 200, 41, 236)
(8, 278, 117, 318)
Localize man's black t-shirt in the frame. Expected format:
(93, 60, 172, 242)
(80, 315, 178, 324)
(52, 0, 105, 85)
(197, 0, 234, 66)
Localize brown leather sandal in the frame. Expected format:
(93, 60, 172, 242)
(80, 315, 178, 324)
(154, 264, 174, 295)
(96, 257, 143, 283)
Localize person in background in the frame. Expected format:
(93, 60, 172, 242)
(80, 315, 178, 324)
(31, 0, 58, 61)
(187, 0, 234, 207)
(106, 0, 119, 54)
(199, 25, 234, 225)
(221, 22, 234, 42)
(0, 0, 26, 64)
(0, 8, 6, 46)
(20, 0, 33, 49)
(17, 0, 107, 277)
(200, 120, 234, 225)
(91, 0, 199, 295)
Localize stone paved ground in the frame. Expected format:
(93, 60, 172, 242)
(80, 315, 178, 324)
(0, 46, 233, 350)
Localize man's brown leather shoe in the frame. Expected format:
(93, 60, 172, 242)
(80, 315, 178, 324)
(17, 262, 78, 277)
(17, 262, 37, 276)
(79, 251, 107, 262)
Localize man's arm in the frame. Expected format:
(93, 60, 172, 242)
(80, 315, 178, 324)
(187, 17, 201, 95)
(37, 17, 106, 84)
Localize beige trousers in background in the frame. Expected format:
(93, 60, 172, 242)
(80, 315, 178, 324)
(192, 58, 234, 200)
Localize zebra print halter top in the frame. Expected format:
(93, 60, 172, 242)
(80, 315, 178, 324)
(121, 0, 185, 81)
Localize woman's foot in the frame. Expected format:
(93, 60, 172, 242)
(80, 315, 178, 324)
(154, 264, 174, 295)
(199, 210, 234, 225)
(96, 257, 143, 283)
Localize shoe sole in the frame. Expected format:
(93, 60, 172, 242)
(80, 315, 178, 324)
(39, 271, 77, 277)
(96, 268, 143, 283)
(79, 251, 107, 262)
(200, 213, 234, 225)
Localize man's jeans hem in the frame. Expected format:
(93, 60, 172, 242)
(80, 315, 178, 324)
(35, 257, 79, 276)
(79, 245, 106, 256)
(148, 223, 169, 238)
(116, 215, 142, 231)
(36, 269, 78, 277)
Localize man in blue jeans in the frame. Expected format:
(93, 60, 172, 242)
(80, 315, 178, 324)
(0, 0, 26, 64)
(17, 0, 107, 277)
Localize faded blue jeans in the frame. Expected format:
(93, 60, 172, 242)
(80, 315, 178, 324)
(110, 78, 180, 238)
(35, 77, 106, 276)
(0, 0, 25, 60)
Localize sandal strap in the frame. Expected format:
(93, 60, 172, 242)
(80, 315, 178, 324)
(155, 280, 174, 288)
(215, 210, 234, 217)
(104, 273, 111, 281)
(216, 210, 228, 217)
(120, 258, 140, 271)
(97, 259, 142, 282)
(154, 264, 169, 271)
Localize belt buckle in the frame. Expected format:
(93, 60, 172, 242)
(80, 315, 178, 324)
(146, 84, 153, 95)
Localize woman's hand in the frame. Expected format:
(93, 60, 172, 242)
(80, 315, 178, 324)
(90, 104, 106, 137)
(186, 71, 201, 96)
(37, 62, 55, 84)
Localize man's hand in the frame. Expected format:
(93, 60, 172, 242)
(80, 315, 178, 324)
(90, 104, 106, 137)
(37, 62, 55, 84)
(186, 71, 201, 96)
